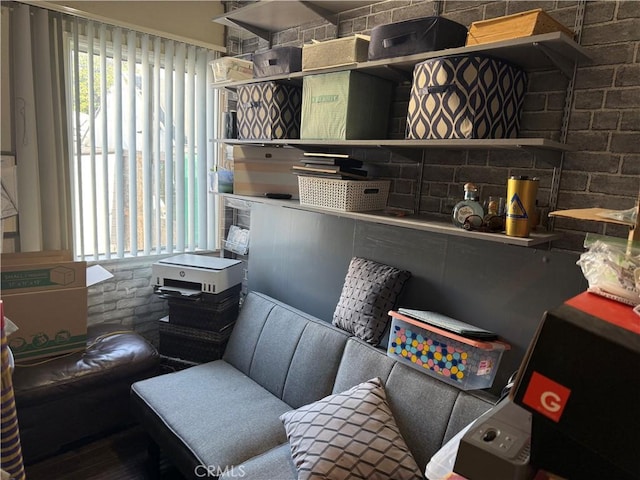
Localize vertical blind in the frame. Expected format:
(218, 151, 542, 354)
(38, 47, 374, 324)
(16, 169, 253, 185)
(65, 18, 220, 260)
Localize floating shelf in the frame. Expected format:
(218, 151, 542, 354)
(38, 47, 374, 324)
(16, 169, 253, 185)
(212, 1, 376, 40)
(217, 137, 572, 153)
(211, 32, 591, 88)
(218, 193, 562, 247)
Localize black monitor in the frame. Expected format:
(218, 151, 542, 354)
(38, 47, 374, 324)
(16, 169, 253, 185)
(510, 293, 640, 480)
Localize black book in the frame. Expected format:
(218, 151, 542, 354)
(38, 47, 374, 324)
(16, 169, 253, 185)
(292, 165, 367, 178)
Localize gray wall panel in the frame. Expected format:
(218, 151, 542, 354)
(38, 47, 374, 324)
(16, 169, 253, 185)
(249, 204, 355, 321)
(248, 203, 588, 395)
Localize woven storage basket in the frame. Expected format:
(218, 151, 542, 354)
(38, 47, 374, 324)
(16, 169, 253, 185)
(298, 176, 390, 212)
(159, 322, 233, 363)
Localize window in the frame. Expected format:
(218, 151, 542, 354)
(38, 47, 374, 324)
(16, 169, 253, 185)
(66, 19, 220, 260)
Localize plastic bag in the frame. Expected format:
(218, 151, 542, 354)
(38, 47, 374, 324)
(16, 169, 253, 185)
(577, 234, 640, 305)
(596, 205, 638, 225)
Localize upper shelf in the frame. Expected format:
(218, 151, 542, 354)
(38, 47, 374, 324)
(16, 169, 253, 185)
(211, 32, 591, 89)
(213, 1, 377, 40)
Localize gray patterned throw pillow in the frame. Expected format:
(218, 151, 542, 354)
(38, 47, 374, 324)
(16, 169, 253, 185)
(333, 257, 411, 345)
(280, 377, 423, 480)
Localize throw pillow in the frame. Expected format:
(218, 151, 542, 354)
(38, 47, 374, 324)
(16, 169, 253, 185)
(280, 377, 423, 480)
(333, 257, 411, 345)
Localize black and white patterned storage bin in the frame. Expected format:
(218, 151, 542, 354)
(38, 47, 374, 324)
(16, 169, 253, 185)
(406, 54, 527, 139)
(237, 81, 302, 140)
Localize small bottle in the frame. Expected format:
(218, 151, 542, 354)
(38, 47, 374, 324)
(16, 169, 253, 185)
(452, 183, 484, 228)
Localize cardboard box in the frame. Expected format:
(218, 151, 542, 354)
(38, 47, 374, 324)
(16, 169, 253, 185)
(1, 251, 86, 294)
(466, 9, 574, 46)
(301, 70, 392, 140)
(3, 288, 88, 361)
(302, 34, 370, 71)
(1, 251, 112, 361)
(233, 146, 301, 198)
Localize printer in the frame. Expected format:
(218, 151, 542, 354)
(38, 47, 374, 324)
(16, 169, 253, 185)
(152, 254, 243, 299)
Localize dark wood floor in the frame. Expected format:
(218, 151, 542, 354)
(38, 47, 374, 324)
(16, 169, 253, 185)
(24, 426, 185, 480)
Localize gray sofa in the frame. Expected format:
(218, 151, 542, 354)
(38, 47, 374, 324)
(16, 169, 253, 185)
(131, 291, 496, 479)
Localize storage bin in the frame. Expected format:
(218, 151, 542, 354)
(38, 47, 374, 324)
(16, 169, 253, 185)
(406, 54, 527, 139)
(237, 82, 302, 140)
(387, 311, 509, 390)
(298, 176, 390, 212)
(302, 34, 370, 71)
(466, 9, 574, 46)
(301, 70, 392, 140)
(253, 46, 302, 78)
(210, 56, 253, 83)
(159, 321, 233, 363)
(368, 16, 468, 61)
(168, 289, 240, 331)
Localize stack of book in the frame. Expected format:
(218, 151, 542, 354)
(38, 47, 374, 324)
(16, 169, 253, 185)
(291, 152, 368, 180)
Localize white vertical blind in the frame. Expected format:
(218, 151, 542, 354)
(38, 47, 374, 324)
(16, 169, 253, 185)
(66, 18, 219, 260)
(99, 23, 111, 260)
(187, 45, 196, 251)
(127, 29, 138, 256)
(153, 36, 161, 256)
(141, 34, 151, 256)
(113, 28, 125, 258)
(164, 41, 174, 255)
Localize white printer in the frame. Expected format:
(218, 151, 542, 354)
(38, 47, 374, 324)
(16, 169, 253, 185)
(152, 254, 243, 299)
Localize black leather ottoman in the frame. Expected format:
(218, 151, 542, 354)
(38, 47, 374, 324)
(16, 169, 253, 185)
(12, 323, 159, 464)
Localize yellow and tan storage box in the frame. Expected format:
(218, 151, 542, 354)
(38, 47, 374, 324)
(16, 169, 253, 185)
(210, 56, 253, 83)
(302, 34, 370, 71)
(233, 145, 301, 198)
(466, 9, 574, 46)
(1, 251, 88, 361)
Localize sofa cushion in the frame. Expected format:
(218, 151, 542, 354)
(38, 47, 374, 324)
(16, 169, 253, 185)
(220, 444, 297, 480)
(224, 291, 349, 408)
(333, 257, 410, 345)
(131, 360, 292, 476)
(280, 377, 423, 480)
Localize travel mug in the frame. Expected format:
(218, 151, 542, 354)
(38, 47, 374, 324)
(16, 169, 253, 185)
(505, 176, 539, 237)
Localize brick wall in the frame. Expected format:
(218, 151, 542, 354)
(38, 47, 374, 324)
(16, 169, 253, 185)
(87, 256, 169, 346)
(227, 0, 639, 252)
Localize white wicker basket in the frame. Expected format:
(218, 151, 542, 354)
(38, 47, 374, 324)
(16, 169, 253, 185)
(298, 176, 390, 212)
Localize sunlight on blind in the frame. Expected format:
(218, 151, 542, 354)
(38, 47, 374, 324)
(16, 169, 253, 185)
(66, 19, 220, 260)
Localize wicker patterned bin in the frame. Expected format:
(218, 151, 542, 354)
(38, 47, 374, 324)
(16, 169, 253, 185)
(298, 176, 390, 212)
(159, 321, 233, 363)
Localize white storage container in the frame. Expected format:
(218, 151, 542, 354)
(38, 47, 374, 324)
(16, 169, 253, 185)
(298, 176, 390, 212)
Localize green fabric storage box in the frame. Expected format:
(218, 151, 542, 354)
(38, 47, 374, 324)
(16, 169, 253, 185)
(301, 71, 392, 140)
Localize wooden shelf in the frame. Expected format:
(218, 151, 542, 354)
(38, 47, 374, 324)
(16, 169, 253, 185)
(219, 193, 562, 247)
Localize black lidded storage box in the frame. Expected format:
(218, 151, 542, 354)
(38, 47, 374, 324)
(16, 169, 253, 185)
(253, 46, 302, 78)
(406, 54, 527, 139)
(237, 81, 302, 140)
(368, 16, 468, 61)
